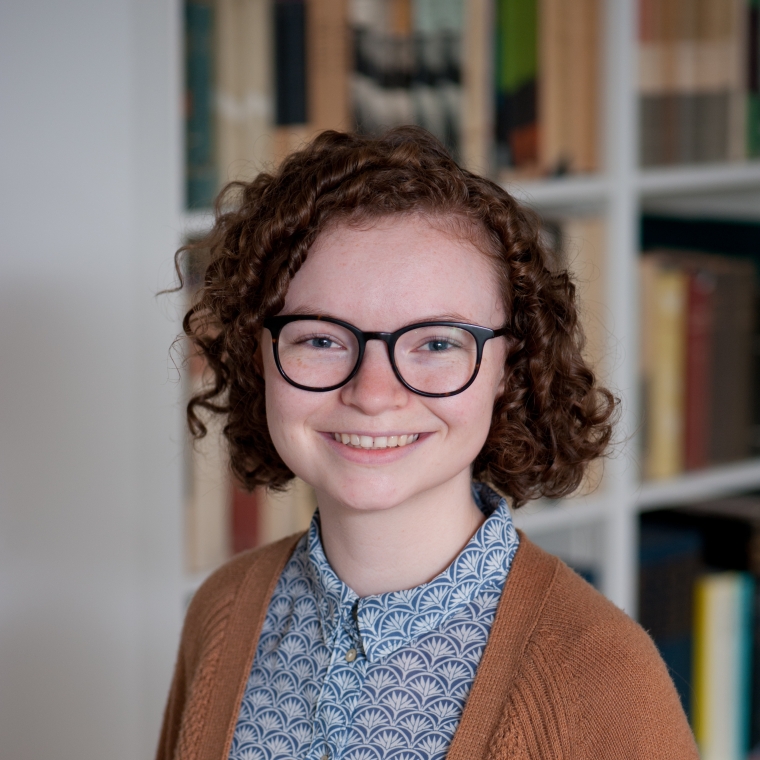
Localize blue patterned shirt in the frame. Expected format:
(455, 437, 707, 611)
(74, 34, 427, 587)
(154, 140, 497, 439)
(229, 483, 520, 760)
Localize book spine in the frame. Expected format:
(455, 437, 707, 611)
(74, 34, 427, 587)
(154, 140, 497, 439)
(750, 575, 760, 753)
(749, 0, 760, 157)
(646, 261, 688, 480)
(684, 269, 715, 471)
(309, 0, 351, 132)
(275, 0, 308, 125)
(692, 573, 709, 745)
(694, 573, 754, 760)
(739, 574, 755, 757)
(708, 260, 755, 465)
(461, 0, 493, 172)
(185, 0, 217, 208)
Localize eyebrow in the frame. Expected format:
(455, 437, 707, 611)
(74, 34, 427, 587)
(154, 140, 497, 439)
(276, 308, 479, 327)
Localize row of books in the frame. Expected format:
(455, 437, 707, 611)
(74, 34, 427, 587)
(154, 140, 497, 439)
(639, 499, 760, 760)
(495, 0, 600, 177)
(640, 216, 760, 480)
(639, 0, 760, 166)
(185, 0, 760, 207)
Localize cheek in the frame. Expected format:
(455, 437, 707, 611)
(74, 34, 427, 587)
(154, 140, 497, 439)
(262, 350, 302, 448)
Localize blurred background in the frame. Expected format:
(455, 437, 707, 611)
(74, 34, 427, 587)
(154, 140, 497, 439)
(3, 0, 760, 758)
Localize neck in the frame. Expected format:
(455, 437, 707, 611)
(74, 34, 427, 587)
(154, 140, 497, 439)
(315, 472, 485, 597)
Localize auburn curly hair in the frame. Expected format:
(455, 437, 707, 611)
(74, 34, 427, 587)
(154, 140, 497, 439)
(177, 126, 616, 507)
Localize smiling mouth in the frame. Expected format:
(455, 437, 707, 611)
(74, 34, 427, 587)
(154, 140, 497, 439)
(331, 433, 420, 449)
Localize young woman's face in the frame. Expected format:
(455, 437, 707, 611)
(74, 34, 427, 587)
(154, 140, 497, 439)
(262, 214, 507, 511)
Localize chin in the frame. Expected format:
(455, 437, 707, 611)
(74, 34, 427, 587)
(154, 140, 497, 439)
(313, 469, 447, 514)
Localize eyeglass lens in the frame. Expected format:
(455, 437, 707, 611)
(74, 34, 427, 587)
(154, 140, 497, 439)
(276, 320, 479, 394)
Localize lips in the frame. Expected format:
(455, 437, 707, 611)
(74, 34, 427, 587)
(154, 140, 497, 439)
(331, 433, 420, 449)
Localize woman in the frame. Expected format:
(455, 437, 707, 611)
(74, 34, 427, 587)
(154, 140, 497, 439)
(158, 128, 697, 760)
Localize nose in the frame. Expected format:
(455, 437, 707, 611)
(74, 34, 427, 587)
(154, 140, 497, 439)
(339, 339, 409, 414)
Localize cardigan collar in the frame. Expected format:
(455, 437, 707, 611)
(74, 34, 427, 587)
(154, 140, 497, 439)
(303, 482, 519, 663)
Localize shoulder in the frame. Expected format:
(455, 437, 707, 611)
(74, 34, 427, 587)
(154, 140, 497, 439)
(503, 535, 698, 758)
(180, 533, 304, 672)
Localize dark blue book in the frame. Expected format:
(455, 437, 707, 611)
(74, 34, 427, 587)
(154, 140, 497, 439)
(185, 0, 217, 209)
(275, 0, 307, 125)
(639, 520, 704, 720)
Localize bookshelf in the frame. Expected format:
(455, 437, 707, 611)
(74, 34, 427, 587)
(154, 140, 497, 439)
(180, 0, 760, 621)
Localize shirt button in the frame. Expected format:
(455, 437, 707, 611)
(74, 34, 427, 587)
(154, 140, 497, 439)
(345, 647, 357, 662)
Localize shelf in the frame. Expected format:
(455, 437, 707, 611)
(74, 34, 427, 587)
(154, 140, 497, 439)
(637, 458, 760, 511)
(637, 161, 760, 199)
(504, 174, 610, 213)
(512, 496, 608, 535)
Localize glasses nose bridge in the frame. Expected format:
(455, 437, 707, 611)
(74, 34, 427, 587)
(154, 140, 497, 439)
(358, 330, 396, 364)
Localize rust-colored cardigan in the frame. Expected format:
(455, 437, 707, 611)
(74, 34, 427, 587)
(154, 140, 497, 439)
(156, 531, 699, 760)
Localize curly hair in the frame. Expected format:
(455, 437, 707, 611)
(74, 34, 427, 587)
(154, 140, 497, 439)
(177, 126, 616, 507)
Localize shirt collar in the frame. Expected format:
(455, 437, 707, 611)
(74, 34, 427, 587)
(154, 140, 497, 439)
(304, 482, 519, 663)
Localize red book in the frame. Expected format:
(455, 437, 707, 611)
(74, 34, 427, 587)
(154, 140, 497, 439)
(231, 484, 259, 554)
(684, 269, 715, 470)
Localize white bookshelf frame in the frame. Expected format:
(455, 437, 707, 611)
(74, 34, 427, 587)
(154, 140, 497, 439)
(179, 0, 760, 617)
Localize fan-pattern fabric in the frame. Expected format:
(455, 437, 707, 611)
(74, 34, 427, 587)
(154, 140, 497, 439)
(228, 483, 519, 760)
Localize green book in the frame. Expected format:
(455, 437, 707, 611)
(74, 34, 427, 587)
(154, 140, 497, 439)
(185, 0, 217, 209)
(494, 0, 537, 168)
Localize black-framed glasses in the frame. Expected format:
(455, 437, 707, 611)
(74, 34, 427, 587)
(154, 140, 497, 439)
(263, 315, 508, 398)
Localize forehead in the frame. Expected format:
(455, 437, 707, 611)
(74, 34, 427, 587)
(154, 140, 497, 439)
(282, 215, 505, 330)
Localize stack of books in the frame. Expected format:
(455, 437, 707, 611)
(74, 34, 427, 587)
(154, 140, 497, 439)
(639, 0, 760, 166)
(639, 501, 760, 760)
(495, 0, 600, 177)
(640, 216, 760, 481)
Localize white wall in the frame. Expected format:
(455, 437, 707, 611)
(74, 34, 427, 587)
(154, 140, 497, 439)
(0, 2, 184, 758)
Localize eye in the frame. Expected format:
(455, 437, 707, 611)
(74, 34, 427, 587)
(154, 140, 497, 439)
(426, 339, 453, 351)
(419, 336, 462, 352)
(297, 333, 345, 350)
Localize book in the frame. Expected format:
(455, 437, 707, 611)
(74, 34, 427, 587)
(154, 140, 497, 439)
(639, 520, 704, 718)
(186, 0, 217, 208)
(749, 0, 760, 158)
(683, 268, 715, 470)
(640, 503, 760, 746)
(309, 0, 352, 133)
(215, 0, 274, 185)
(692, 572, 754, 760)
(275, 0, 308, 125)
(494, 0, 538, 172)
(461, 0, 493, 173)
(537, 0, 599, 175)
(639, 0, 749, 166)
(641, 254, 688, 479)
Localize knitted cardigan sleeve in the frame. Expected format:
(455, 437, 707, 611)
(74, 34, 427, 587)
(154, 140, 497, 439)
(488, 560, 699, 760)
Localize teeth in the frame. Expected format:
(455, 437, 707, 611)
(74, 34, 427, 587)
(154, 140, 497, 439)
(332, 433, 419, 449)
